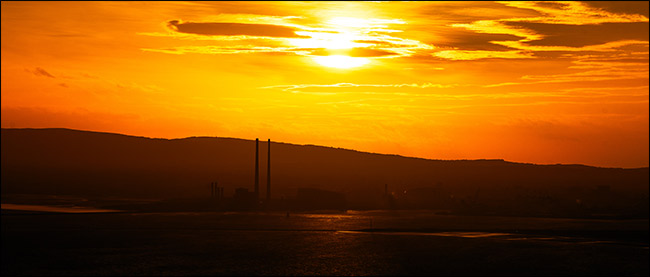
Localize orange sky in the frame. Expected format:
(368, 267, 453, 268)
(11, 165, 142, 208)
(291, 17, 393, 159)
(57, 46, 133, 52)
(1, 1, 648, 168)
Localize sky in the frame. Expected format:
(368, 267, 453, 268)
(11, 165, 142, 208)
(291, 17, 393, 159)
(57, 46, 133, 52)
(1, 1, 648, 168)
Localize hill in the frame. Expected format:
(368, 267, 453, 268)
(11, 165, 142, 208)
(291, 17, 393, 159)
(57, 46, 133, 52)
(1, 128, 648, 217)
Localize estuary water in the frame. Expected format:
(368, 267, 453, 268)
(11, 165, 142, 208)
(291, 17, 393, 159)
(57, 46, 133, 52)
(2, 209, 648, 275)
(1, 203, 121, 213)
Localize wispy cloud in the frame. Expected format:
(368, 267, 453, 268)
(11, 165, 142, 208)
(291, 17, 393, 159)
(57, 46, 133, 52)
(26, 67, 55, 78)
(433, 50, 534, 60)
(261, 82, 460, 92)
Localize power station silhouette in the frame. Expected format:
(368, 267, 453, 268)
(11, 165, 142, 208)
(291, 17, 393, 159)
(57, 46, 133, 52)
(252, 138, 272, 204)
(210, 138, 272, 210)
(208, 138, 346, 211)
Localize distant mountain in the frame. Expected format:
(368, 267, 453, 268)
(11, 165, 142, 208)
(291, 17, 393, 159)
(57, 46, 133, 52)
(2, 128, 648, 216)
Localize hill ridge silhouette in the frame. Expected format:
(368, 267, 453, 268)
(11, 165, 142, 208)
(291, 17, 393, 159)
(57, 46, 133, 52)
(2, 128, 648, 216)
(4, 127, 640, 170)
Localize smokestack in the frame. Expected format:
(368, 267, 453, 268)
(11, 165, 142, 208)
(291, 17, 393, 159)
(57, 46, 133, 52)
(255, 138, 259, 199)
(267, 139, 271, 202)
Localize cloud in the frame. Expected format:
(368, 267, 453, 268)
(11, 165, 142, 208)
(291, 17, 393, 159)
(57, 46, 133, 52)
(579, 1, 649, 18)
(141, 45, 312, 56)
(148, 3, 647, 64)
(438, 2, 649, 61)
(27, 67, 55, 78)
(167, 20, 307, 38)
(450, 20, 544, 42)
(142, 45, 403, 57)
(433, 50, 534, 60)
(498, 1, 649, 24)
(308, 48, 400, 57)
(141, 11, 435, 59)
(261, 82, 461, 93)
(493, 39, 648, 54)
(433, 30, 525, 51)
(414, 1, 542, 22)
(483, 71, 649, 88)
(505, 22, 649, 47)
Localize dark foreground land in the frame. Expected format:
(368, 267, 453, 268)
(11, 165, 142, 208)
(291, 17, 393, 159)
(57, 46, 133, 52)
(2, 209, 648, 276)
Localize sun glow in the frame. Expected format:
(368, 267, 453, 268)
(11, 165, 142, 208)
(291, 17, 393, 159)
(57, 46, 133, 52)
(327, 17, 405, 28)
(286, 16, 405, 69)
(328, 17, 375, 28)
(312, 55, 370, 69)
(291, 31, 368, 50)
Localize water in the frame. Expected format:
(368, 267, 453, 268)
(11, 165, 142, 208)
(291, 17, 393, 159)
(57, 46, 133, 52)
(2, 209, 647, 275)
(1, 203, 121, 213)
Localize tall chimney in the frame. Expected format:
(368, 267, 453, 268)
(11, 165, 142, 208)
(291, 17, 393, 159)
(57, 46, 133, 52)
(255, 138, 259, 199)
(266, 139, 271, 202)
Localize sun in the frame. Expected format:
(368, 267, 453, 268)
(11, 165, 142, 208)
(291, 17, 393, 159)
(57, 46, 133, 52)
(286, 16, 381, 69)
(312, 55, 370, 69)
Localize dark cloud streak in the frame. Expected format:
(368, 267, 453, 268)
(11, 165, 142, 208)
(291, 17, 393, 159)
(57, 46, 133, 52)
(433, 31, 525, 51)
(505, 22, 649, 47)
(168, 20, 307, 38)
(27, 67, 56, 78)
(583, 1, 649, 17)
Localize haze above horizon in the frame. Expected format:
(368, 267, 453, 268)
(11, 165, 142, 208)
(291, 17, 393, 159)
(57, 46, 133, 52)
(1, 1, 648, 168)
